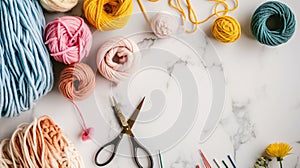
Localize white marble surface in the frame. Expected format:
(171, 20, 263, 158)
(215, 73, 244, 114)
(1, 0, 300, 168)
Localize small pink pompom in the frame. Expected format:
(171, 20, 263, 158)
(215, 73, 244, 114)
(44, 16, 92, 64)
(81, 127, 94, 141)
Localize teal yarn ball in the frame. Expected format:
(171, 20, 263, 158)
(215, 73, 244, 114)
(251, 1, 296, 46)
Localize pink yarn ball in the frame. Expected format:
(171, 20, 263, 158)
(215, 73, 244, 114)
(97, 37, 140, 83)
(44, 16, 92, 64)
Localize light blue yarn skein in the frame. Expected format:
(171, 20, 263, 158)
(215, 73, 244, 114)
(251, 1, 296, 46)
(0, 0, 53, 117)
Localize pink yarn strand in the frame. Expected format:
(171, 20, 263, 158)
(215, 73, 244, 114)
(70, 100, 94, 141)
(70, 100, 88, 130)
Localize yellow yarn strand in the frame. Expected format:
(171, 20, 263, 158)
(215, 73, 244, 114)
(169, 0, 197, 32)
(83, 0, 133, 31)
(169, 0, 186, 20)
(169, 0, 240, 38)
(137, 0, 151, 25)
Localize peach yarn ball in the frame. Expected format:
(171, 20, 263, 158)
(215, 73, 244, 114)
(97, 37, 140, 83)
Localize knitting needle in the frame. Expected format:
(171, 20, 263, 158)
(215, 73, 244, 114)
(213, 159, 221, 168)
(199, 150, 212, 168)
(158, 150, 164, 168)
(227, 155, 236, 168)
(222, 160, 229, 168)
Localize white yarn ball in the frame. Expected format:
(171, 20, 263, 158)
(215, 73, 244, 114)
(151, 12, 182, 38)
(40, 0, 78, 12)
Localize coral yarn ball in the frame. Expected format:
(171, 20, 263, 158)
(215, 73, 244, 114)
(59, 63, 96, 101)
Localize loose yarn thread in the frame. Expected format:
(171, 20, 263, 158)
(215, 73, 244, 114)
(97, 37, 141, 84)
(251, 1, 296, 46)
(44, 16, 92, 65)
(59, 63, 96, 141)
(83, 0, 133, 31)
(0, 0, 53, 117)
(40, 0, 78, 12)
(0, 116, 84, 168)
(169, 0, 241, 43)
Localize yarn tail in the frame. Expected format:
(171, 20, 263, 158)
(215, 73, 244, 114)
(70, 100, 94, 141)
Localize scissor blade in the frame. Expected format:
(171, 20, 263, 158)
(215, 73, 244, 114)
(112, 96, 129, 128)
(127, 97, 145, 128)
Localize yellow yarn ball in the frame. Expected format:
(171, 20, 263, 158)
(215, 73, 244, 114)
(212, 16, 241, 43)
(83, 0, 133, 31)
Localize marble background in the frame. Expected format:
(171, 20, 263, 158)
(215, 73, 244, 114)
(0, 0, 300, 168)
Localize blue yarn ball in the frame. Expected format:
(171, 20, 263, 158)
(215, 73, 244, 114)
(0, 0, 53, 117)
(251, 1, 296, 46)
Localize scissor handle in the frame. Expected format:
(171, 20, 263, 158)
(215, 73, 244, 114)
(95, 134, 122, 166)
(130, 137, 154, 168)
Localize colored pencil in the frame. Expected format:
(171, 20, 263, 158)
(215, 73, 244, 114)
(199, 150, 212, 168)
(227, 155, 236, 168)
(158, 150, 163, 168)
(222, 160, 229, 168)
(213, 159, 221, 168)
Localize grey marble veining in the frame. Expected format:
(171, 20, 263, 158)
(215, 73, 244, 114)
(220, 100, 256, 159)
(170, 155, 194, 168)
(166, 58, 189, 75)
(137, 36, 157, 49)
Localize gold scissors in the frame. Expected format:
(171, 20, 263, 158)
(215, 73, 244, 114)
(95, 97, 153, 168)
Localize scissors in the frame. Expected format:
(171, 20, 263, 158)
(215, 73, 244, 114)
(95, 96, 154, 168)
